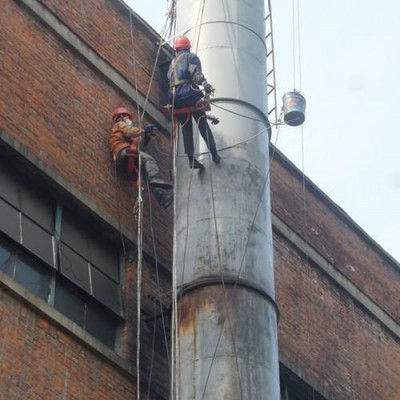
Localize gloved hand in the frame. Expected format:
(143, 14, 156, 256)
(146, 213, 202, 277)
(202, 81, 214, 94)
(142, 124, 155, 148)
(144, 124, 155, 135)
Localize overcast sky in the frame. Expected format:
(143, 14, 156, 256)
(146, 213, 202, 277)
(125, 0, 400, 263)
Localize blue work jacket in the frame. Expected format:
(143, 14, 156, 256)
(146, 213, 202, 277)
(167, 50, 206, 105)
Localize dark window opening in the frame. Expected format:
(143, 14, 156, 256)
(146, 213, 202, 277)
(280, 365, 327, 400)
(59, 243, 91, 293)
(0, 238, 16, 277)
(0, 162, 123, 351)
(15, 255, 51, 301)
(86, 301, 119, 349)
(0, 236, 51, 301)
(0, 198, 20, 242)
(55, 278, 120, 348)
(54, 280, 86, 328)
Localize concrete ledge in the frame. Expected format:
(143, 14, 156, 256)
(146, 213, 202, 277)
(0, 128, 172, 271)
(279, 357, 333, 400)
(17, 0, 171, 132)
(0, 270, 135, 376)
(271, 146, 400, 271)
(0, 128, 133, 243)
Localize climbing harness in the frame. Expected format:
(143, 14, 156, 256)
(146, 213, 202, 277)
(125, 138, 140, 185)
(163, 94, 220, 151)
(164, 96, 219, 125)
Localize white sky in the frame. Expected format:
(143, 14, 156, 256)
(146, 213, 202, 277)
(126, 0, 400, 263)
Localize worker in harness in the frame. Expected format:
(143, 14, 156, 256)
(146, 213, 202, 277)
(109, 107, 173, 208)
(167, 35, 220, 170)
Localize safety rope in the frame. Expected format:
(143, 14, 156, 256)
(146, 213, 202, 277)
(170, 82, 179, 400)
(144, 179, 171, 399)
(168, 97, 284, 161)
(291, 0, 303, 91)
(136, 172, 143, 400)
(151, 101, 287, 161)
(146, 179, 171, 365)
(168, 97, 279, 400)
(193, 0, 206, 53)
(291, 2, 315, 397)
(128, 3, 178, 398)
(167, 1, 246, 396)
(128, 12, 144, 400)
(164, 0, 306, 397)
(211, 102, 285, 126)
(131, 1, 284, 398)
(200, 126, 244, 400)
(200, 119, 283, 400)
(146, 288, 157, 400)
(191, 5, 284, 392)
(171, 86, 205, 400)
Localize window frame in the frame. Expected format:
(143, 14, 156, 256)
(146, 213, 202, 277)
(0, 166, 124, 350)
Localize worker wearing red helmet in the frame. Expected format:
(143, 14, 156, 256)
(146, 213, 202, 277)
(109, 107, 173, 208)
(167, 36, 220, 169)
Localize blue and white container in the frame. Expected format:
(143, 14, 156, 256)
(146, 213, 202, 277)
(282, 91, 306, 126)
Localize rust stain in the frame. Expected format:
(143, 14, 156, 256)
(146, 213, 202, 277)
(178, 285, 243, 334)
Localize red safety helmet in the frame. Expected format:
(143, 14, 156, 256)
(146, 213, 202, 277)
(174, 36, 191, 50)
(111, 107, 133, 121)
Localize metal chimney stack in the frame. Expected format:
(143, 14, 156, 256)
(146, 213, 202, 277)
(173, 1, 280, 399)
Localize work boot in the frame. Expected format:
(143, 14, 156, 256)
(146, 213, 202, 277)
(149, 178, 173, 190)
(188, 156, 204, 170)
(211, 149, 221, 164)
(153, 189, 173, 208)
(160, 193, 173, 208)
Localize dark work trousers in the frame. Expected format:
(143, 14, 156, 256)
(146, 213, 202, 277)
(116, 148, 160, 182)
(174, 97, 217, 157)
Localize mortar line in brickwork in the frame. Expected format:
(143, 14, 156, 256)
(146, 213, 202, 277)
(272, 213, 400, 340)
(18, 0, 171, 131)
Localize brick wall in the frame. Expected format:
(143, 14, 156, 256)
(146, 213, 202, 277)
(270, 153, 400, 324)
(0, 286, 139, 400)
(0, 0, 171, 398)
(1, 0, 400, 399)
(271, 153, 400, 399)
(0, 0, 173, 265)
(39, 0, 169, 107)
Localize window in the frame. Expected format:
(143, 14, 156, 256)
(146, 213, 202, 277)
(54, 279, 119, 348)
(0, 240, 14, 275)
(0, 238, 51, 301)
(59, 210, 122, 314)
(0, 165, 123, 349)
(280, 365, 327, 400)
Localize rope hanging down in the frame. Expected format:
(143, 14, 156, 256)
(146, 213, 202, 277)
(168, 2, 286, 398)
(129, 14, 144, 400)
(121, 3, 178, 398)
(166, 0, 246, 397)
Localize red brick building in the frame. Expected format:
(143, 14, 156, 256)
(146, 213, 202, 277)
(0, 1, 399, 399)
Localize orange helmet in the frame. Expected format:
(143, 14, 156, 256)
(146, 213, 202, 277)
(174, 36, 191, 50)
(111, 107, 133, 121)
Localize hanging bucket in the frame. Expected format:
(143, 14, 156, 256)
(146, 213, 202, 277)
(282, 91, 306, 126)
